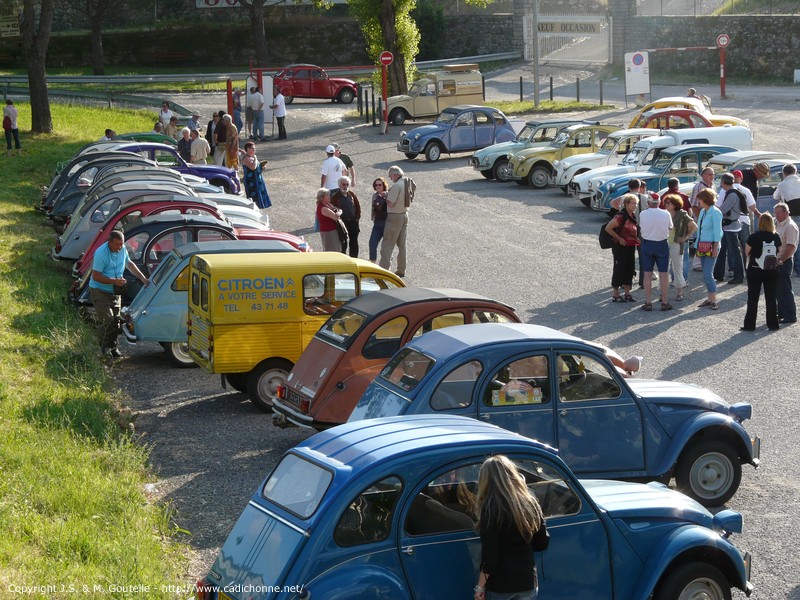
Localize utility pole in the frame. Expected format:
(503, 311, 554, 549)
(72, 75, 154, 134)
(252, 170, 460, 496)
(532, 0, 540, 107)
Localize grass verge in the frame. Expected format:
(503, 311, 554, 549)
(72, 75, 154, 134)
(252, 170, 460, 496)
(0, 103, 191, 597)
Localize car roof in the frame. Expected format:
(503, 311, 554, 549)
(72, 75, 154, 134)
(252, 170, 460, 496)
(133, 213, 227, 228)
(523, 119, 584, 127)
(283, 63, 321, 69)
(407, 322, 581, 359)
(659, 143, 733, 154)
(609, 128, 661, 138)
(643, 107, 703, 116)
(294, 415, 555, 473)
(175, 240, 297, 258)
(339, 287, 514, 317)
(705, 150, 798, 165)
(445, 105, 492, 113)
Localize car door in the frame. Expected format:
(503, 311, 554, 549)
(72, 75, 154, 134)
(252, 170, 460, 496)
(293, 69, 311, 97)
(561, 129, 593, 159)
(413, 83, 438, 117)
(655, 150, 709, 189)
(474, 111, 495, 149)
(476, 351, 557, 447)
(554, 351, 645, 473)
(447, 110, 476, 152)
(310, 68, 329, 98)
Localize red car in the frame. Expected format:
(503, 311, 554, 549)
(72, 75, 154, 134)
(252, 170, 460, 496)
(273, 64, 358, 104)
(630, 107, 714, 130)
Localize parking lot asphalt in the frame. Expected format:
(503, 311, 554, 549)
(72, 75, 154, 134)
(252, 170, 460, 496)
(111, 76, 800, 597)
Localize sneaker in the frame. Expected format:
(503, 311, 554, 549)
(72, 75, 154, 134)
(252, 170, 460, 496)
(727, 279, 743, 285)
(109, 348, 123, 359)
(394, 271, 405, 277)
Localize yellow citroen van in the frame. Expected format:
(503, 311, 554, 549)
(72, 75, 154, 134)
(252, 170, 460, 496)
(187, 252, 404, 411)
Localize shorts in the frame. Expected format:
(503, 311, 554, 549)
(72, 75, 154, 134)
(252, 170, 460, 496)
(246, 107, 253, 123)
(640, 239, 670, 273)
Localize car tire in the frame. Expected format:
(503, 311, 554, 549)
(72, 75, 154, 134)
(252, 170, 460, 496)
(424, 143, 442, 162)
(338, 88, 355, 104)
(224, 373, 248, 393)
(493, 158, 513, 182)
(404, 153, 419, 160)
(390, 109, 407, 126)
(284, 95, 294, 105)
(654, 562, 731, 600)
(675, 440, 742, 506)
(480, 169, 494, 179)
(527, 165, 551, 189)
(162, 342, 196, 368)
(247, 358, 294, 412)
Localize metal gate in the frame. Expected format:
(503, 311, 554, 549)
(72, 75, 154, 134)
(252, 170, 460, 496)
(523, 13, 612, 65)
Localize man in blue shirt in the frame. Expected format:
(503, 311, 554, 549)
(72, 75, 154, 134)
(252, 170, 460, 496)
(89, 231, 149, 358)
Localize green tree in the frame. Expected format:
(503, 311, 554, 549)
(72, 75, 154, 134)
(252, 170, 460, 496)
(21, 0, 56, 133)
(411, 0, 444, 61)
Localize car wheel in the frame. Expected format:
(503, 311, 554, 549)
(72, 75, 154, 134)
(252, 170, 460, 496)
(163, 342, 196, 368)
(559, 185, 569, 193)
(284, 95, 294, 104)
(404, 153, 419, 160)
(480, 169, 494, 179)
(390, 109, 407, 126)
(654, 562, 731, 600)
(338, 88, 355, 104)
(247, 358, 294, 412)
(527, 165, 551, 189)
(493, 158, 513, 182)
(424, 143, 442, 162)
(224, 373, 248, 393)
(675, 440, 742, 506)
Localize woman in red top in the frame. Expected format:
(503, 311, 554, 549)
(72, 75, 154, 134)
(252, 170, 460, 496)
(316, 188, 343, 252)
(606, 193, 641, 302)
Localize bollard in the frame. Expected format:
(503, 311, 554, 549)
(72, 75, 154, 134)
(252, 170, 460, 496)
(519, 77, 523, 103)
(599, 80, 603, 106)
(371, 88, 377, 126)
(549, 77, 554, 102)
(377, 97, 382, 128)
(576, 77, 580, 103)
(481, 75, 486, 101)
(357, 84, 362, 115)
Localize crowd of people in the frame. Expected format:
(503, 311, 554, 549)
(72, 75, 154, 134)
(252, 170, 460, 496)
(605, 164, 799, 331)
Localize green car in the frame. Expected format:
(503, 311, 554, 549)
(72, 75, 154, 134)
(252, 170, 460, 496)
(469, 119, 586, 181)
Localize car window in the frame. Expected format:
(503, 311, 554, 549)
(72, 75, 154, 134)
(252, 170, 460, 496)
(381, 348, 434, 391)
(557, 353, 621, 402)
(334, 476, 403, 547)
(690, 114, 707, 127)
(361, 275, 402, 291)
(125, 231, 150, 261)
(668, 115, 692, 129)
(91, 198, 121, 223)
(303, 273, 358, 316)
(197, 228, 229, 243)
(310, 69, 323, 78)
(478, 112, 493, 125)
(430, 360, 482, 410)
(411, 312, 466, 339)
(667, 154, 699, 177)
(318, 308, 368, 347)
(191, 271, 200, 307)
(150, 252, 178, 287)
(484, 354, 550, 406)
(295, 69, 309, 78)
(171, 265, 189, 292)
(200, 275, 209, 311)
(406, 464, 478, 536)
(594, 130, 611, 146)
(513, 458, 582, 518)
(262, 454, 333, 519)
(118, 210, 143, 230)
(363, 316, 408, 360)
(438, 80, 456, 96)
(455, 112, 474, 128)
(472, 310, 515, 324)
(154, 149, 179, 166)
(571, 131, 592, 147)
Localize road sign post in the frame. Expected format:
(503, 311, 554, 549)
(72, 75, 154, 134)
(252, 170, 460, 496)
(379, 51, 393, 134)
(716, 34, 730, 99)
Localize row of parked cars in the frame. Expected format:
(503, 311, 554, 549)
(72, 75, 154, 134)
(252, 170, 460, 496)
(43, 114, 757, 599)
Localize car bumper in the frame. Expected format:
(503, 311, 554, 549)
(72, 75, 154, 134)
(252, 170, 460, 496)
(591, 192, 608, 211)
(750, 435, 761, 466)
(469, 157, 490, 171)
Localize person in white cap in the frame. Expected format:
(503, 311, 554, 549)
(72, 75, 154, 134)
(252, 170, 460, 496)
(321, 144, 346, 189)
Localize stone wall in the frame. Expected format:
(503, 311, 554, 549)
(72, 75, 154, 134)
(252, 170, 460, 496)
(621, 16, 800, 80)
(440, 14, 516, 58)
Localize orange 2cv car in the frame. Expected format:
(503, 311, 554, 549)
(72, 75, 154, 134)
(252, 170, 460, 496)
(271, 288, 519, 431)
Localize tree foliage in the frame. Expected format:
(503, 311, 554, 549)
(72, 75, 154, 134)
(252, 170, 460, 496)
(411, 0, 445, 61)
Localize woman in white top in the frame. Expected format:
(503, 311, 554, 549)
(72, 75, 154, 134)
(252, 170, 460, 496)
(158, 102, 173, 126)
(3, 99, 21, 155)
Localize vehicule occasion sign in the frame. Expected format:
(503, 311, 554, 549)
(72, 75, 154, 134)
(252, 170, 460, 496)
(538, 22, 599, 34)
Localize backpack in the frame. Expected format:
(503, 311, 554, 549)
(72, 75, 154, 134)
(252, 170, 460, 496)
(723, 188, 746, 223)
(403, 177, 416, 207)
(756, 240, 778, 270)
(599, 211, 627, 249)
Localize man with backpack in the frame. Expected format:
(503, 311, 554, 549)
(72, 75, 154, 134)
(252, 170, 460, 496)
(713, 173, 746, 285)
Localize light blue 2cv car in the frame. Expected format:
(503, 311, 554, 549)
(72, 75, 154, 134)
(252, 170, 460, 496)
(122, 240, 298, 366)
(197, 415, 753, 600)
(349, 323, 760, 507)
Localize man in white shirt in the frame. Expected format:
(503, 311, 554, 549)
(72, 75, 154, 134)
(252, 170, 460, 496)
(638, 196, 674, 310)
(773, 163, 800, 276)
(248, 87, 266, 141)
(775, 202, 799, 323)
(190, 129, 211, 164)
(321, 145, 346, 189)
(270, 85, 287, 140)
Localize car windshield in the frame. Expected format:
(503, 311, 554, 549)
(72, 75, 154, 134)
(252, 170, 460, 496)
(650, 151, 678, 172)
(436, 111, 458, 125)
(622, 146, 658, 166)
(552, 131, 571, 146)
(262, 453, 333, 519)
(407, 83, 423, 97)
(150, 251, 180, 287)
(317, 308, 368, 348)
(596, 136, 617, 155)
(516, 125, 537, 141)
(380, 347, 435, 392)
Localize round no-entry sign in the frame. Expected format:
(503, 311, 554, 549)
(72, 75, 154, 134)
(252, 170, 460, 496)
(379, 51, 394, 66)
(716, 33, 730, 48)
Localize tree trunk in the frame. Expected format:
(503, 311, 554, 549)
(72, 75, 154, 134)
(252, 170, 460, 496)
(22, 0, 56, 134)
(378, 0, 407, 95)
(89, 20, 105, 75)
(244, 1, 269, 65)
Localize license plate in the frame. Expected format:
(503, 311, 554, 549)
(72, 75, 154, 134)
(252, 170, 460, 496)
(752, 436, 761, 461)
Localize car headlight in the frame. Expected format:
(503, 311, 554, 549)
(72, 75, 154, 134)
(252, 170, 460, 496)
(414, 133, 420, 141)
(553, 160, 561, 167)
(399, 130, 407, 138)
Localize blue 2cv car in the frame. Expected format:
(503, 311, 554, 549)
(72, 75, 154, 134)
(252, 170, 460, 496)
(197, 415, 753, 600)
(349, 323, 760, 507)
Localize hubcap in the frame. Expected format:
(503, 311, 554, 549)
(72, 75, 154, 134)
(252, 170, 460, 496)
(496, 162, 513, 181)
(257, 369, 288, 405)
(690, 452, 734, 499)
(678, 577, 725, 600)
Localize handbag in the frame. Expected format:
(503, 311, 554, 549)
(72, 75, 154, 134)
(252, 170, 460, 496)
(2, 115, 11, 131)
(113, 283, 127, 296)
(696, 242, 714, 257)
(336, 220, 348, 244)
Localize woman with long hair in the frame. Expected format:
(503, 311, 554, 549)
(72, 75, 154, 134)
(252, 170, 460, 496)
(694, 188, 723, 310)
(474, 455, 549, 600)
(742, 212, 782, 331)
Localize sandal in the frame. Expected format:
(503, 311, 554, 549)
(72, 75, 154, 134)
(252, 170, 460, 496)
(612, 295, 625, 302)
(698, 299, 713, 308)
(661, 303, 674, 311)
(624, 294, 636, 302)
(641, 302, 653, 311)
(709, 301, 719, 310)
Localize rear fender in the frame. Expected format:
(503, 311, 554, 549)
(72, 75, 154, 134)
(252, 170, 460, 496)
(302, 562, 411, 600)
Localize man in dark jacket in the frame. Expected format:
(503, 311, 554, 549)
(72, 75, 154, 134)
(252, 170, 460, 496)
(330, 175, 361, 257)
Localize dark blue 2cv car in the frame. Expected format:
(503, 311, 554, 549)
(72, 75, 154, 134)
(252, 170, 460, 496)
(197, 415, 753, 600)
(349, 323, 760, 507)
